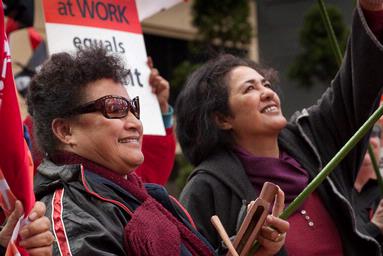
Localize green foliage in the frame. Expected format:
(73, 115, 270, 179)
(169, 1, 252, 103)
(172, 0, 253, 86)
(288, 4, 349, 88)
(192, 0, 252, 48)
(171, 61, 200, 92)
(169, 1, 253, 192)
(169, 60, 200, 105)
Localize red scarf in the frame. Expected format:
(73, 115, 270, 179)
(52, 152, 213, 256)
(233, 147, 309, 205)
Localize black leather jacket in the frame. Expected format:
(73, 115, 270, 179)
(35, 160, 214, 255)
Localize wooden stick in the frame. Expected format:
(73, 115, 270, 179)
(211, 215, 239, 256)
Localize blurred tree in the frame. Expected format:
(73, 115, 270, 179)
(170, 0, 252, 100)
(170, 0, 253, 192)
(288, 4, 349, 88)
(175, 154, 194, 194)
(170, 0, 252, 103)
(192, 0, 252, 49)
(169, 59, 200, 105)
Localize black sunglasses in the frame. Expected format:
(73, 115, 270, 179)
(69, 95, 140, 119)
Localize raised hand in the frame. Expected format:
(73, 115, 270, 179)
(371, 198, 383, 233)
(147, 57, 170, 114)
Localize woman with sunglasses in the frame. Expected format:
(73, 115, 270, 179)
(177, 1, 383, 255)
(22, 56, 176, 186)
(28, 47, 214, 255)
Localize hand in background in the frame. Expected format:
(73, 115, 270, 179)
(359, 0, 383, 11)
(0, 201, 23, 248)
(0, 201, 54, 256)
(147, 57, 170, 114)
(371, 198, 383, 233)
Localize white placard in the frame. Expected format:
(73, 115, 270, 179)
(42, 0, 165, 135)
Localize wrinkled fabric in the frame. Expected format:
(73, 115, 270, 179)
(35, 156, 214, 255)
(234, 147, 309, 204)
(51, 152, 213, 256)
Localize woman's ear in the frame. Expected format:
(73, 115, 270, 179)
(52, 118, 74, 145)
(213, 112, 232, 130)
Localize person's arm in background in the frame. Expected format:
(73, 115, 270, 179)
(135, 57, 176, 185)
(368, 199, 383, 242)
(0, 201, 54, 256)
(354, 1, 383, 240)
(360, 0, 383, 11)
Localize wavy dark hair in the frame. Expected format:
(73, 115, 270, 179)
(27, 47, 129, 155)
(175, 54, 279, 166)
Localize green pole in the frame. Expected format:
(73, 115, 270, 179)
(280, 105, 383, 219)
(317, 0, 343, 65)
(248, 2, 383, 254)
(248, 105, 383, 255)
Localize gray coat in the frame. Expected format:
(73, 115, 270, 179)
(180, 5, 383, 255)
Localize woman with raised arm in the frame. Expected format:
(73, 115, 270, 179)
(177, 1, 383, 255)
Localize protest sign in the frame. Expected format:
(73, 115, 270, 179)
(42, 0, 165, 135)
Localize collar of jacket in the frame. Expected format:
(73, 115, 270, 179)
(34, 159, 142, 210)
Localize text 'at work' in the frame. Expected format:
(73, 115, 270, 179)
(57, 0, 130, 23)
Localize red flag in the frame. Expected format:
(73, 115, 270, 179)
(6, 240, 19, 256)
(0, 3, 35, 216)
(27, 28, 43, 50)
(5, 17, 22, 36)
(0, 168, 17, 217)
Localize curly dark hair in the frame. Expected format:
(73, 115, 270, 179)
(175, 54, 279, 166)
(27, 47, 130, 155)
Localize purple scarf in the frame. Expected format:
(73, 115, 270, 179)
(233, 147, 309, 204)
(51, 152, 213, 256)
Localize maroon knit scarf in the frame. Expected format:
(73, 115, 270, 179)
(233, 147, 309, 204)
(51, 152, 213, 256)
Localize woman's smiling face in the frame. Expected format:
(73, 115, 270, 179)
(68, 78, 144, 174)
(223, 66, 287, 141)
